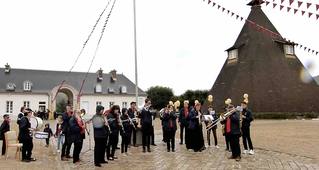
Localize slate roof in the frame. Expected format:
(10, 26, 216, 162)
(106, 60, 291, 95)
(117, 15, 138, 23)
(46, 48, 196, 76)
(208, 1, 319, 112)
(0, 67, 146, 96)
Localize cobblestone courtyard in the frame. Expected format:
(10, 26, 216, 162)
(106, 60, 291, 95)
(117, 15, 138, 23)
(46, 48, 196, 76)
(1, 119, 318, 170)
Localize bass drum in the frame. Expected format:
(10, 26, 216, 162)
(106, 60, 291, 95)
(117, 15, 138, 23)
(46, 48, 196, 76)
(30, 117, 44, 130)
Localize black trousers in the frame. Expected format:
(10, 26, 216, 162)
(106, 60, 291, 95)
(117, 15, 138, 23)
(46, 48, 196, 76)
(61, 135, 72, 158)
(73, 139, 83, 163)
(225, 133, 231, 150)
(165, 130, 176, 151)
(121, 133, 131, 153)
(207, 128, 218, 146)
(242, 127, 253, 150)
(94, 138, 106, 165)
(21, 138, 33, 160)
(107, 132, 119, 158)
(230, 134, 241, 158)
(179, 124, 185, 144)
(2, 137, 6, 155)
(185, 128, 191, 149)
(142, 133, 151, 149)
(131, 128, 137, 145)
(151, 126, 155, 145)
(45, 138, 49, 146)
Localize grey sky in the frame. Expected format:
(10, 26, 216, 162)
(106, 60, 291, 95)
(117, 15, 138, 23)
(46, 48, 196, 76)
(1, 0, 318, 95)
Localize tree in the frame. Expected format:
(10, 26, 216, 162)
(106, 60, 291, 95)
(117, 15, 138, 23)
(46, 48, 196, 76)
(179, 90, 209, 107)
(56, 98, 67, 114)
(146, 86, 174, 110)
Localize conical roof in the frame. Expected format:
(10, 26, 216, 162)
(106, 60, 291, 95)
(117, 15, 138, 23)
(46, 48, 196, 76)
(209, 3, 319, 112)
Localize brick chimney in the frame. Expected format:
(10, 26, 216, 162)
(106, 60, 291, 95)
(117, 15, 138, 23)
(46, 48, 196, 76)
(110, 69, 117, 82)
(97, 68, 103, 81)
(4, 63, 11, 73)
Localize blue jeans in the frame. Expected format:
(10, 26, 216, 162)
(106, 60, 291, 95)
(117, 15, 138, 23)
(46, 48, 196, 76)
(57, 134, 65, 150)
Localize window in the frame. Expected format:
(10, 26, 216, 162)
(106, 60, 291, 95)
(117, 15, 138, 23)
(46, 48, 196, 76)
(120, 86, 127, 94)
(108, 88, 115, 93)
(96, 101, 102, 107)
(122, 102, 128, 109)
(228, 49, 238, 60)
(23, 101, 30, 108)
(95, 84, 102, 93)
(23, 81, 32, 91)
(6, 101, 13, 113)
(6, 83, 16, 91)
(109, 102, 114, 109)
(284, 45, 294, 55)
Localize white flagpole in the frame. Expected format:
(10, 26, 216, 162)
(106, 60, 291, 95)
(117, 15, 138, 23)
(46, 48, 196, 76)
(133, 0, 139, 105)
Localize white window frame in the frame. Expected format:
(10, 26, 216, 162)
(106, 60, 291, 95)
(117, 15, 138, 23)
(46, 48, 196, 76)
(6, 101, 13, 113)
(284, 44, 294, 55)
(23, 101, 30, 108)
(122, 102, 128, 109)
(6, 83, 16, 91)
(120, 86, 127, 94)
(23, 81, 32, 91)
(228, 49, 238, 60)
(95, 84, 102, 93)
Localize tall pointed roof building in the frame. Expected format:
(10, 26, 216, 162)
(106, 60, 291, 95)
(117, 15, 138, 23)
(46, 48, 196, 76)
(209, 0, 319, 112)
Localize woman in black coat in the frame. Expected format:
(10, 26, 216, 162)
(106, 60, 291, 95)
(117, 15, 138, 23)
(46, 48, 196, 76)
(188, 102, 205, 152)
(162, 105, 177, 152)
(0, 114, 10, 155)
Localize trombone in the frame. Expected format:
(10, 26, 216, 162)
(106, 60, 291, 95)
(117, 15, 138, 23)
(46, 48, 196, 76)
(206, 106, 242, 131)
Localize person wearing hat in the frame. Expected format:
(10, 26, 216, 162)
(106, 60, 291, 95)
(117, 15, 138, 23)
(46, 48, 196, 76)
(178, 100, 190, 146)
(0, 114, 10, 155)
(241, 101, 254, 155)
(18, 108, 36, 162)
(92, 105, 108, 167)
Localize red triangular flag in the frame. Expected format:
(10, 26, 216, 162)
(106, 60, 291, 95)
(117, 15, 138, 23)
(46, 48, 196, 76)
(222, 8, 225, 12)
(212, 2, 216, 7)
(306, 3, 311, 9)
(316, 14, 319, 20)
(280, 5, 284, 10)
(231, 12, 234, 16)
(287, 7, 291, 12)
(208, 0, 211, 4)
(289, 0, 294, 5)
(298, 1, 303, 8)
(308, 12, 313, 18)
(281, 0, 285, 4)
(294, 9, 298, 14)
(266, 1, 270, 6)
(217, 5, 221, 9)
(273, 3, 277, 8)
(301, 10, 305, 15)
(316, 4, 319, 11)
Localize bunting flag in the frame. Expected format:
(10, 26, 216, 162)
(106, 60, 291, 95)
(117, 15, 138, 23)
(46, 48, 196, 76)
(316, 52, 319, 55)
(308, 49, 311, 52)
(240, 17, 244, 21)
(316, 4, 319, 11)
(294, 8, 298, 14)
(287, 7, 291, 12)
(222, 8, 225, 12)
(304, 47, 307, 50)
(266, 1, 270, 6)
(213, 2, 216, 7)
(280, 5, 284, 10)
(273, 3, 277, 8)
(300, 45, 303, 48)
(236, 15, 239, 19)
(308, 12, 313, 18)
(297, 1, 303, 8)
(306, 3, 311, 9)
(289, 0, 294, 5)
(231, 12, 234, 16)
(316, 14, 319, 20)
(217, 5, 221, 9)
(301, 10, 305, 16)
(281, 0, 285, 4)
(227, 10, 230, 14)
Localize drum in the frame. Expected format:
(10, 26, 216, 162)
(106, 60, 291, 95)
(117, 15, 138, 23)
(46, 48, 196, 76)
(34, 132, 49, 139)
(30, 117, 44, 130)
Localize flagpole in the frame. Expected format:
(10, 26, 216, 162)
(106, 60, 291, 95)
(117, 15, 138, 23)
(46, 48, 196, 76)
(133, 0, 139, 105)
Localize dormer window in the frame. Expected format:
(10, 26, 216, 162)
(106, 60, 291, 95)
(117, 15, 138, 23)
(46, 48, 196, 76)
(120, 86, 127, 94)
(6, 83, 16, 91)
(284, 44, 294, 55)
(95, 84, 102, 93)
(108, 88, 115, 93)
(227, 49, 238, 64)
(23, 81, 32, 91)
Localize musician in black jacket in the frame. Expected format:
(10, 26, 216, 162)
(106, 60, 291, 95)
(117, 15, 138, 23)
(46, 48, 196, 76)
(107, 105, 121, 160)
(205, 106, 219, 148)
(188, 101, 205, 152)
(127, 102, 138, 146)
(0, 114, 10, 155)
(178, 100, 190, 145)
(92, 105, 108, 167)
(162, 105, 177, 152)
(19, 108, 35, 162)
(139, 98, 153, 152)
(61, 105, 73, 161)
(241, 101, 254, 155)
(120, 108, 132, 154)
(223, 105, 241, 161)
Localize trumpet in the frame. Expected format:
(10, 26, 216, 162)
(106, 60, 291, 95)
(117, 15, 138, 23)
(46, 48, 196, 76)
(206, 106, 242, 131)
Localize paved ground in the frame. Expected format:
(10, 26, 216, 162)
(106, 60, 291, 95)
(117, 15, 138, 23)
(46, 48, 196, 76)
(0, 119, 318, 170)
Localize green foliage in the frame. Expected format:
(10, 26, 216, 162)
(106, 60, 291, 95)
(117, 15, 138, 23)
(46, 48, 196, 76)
(179, 90, 209, 106)
(56, 98, 67, 114)
(146, 86, 174, 110)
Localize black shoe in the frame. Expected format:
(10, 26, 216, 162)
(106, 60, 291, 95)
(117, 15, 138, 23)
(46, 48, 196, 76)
(101, 160, 108, 164)
(179, 142, 183, 145)
(22, 159, 31, 163)
(65, 155, 73, 158)
(143, 147, 146, 153)
(147, 148, 151, 152)
(167, 149, 170, 152)
(151, 144, 157, 146)
(95, 164, 102, 167)
(172, 149, 175, 152)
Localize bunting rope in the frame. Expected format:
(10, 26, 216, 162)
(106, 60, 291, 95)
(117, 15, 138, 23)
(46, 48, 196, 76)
(51, 0, 112, 104)
(77, 0, 118, 102)
(204, 0, 319, 55)
(264, 0, 319, 20)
